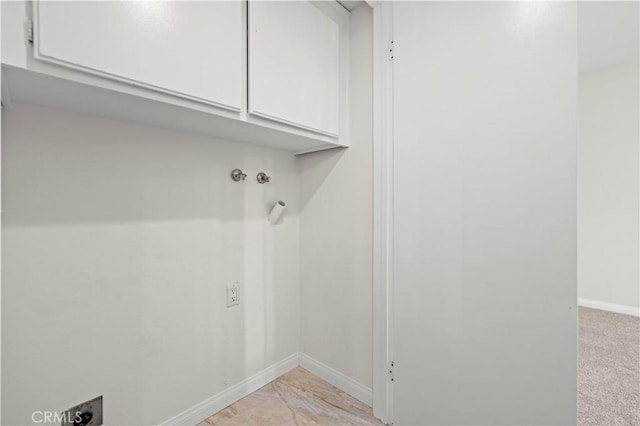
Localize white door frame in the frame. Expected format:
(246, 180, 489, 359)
(368, 2, 394, 424)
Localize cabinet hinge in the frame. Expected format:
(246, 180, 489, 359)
(25, 19, 34, 45)
(389, 360, 395, 382)
(389, 40, 394, 60)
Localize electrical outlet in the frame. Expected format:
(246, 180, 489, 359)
(227, 282, 239, 307)
(61, 395, 103, 426)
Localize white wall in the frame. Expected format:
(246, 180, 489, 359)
(390, 2, 577, 424)
(577, 1, 639, 73)
(299, 4, 373, 388)
(1, 103, 300, 425)
(578, 62, 640, 311)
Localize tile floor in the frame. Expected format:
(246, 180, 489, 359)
(199, 367, 383, 425)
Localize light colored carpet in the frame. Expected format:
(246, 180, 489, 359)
(579, 307, 640, 426)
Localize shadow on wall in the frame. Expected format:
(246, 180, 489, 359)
(2, 103, 301, 227)
(298, 147, 346, 209)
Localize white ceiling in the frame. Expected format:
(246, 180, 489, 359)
(578, 1, 639, 73)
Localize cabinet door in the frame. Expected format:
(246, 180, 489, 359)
(248, 1, 340, 137)
(34, 1, 244, 111)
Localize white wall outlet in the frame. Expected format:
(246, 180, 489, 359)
(227, 282, 239, 307)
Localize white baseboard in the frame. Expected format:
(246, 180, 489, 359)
(160, 352, 299, 426)
(578, 298, 640, 317)
(160, 352, 373, 425)
(298, 353, 373, 406)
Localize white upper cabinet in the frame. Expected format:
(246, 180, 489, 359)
(248, 1, 342, 137)
(2, 0, 350, 153)
(34, 1, 244, 111)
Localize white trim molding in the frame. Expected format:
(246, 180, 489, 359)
(578, 298, 640, 317)
(298, 353, 373, 406)
(160, 352, 376, 426)
(160, 353, 299, 426)
(370, 1, 394, 424)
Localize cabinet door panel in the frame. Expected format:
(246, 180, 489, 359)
(249, 1, 340, 136)
(35, 1, 244, 111)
